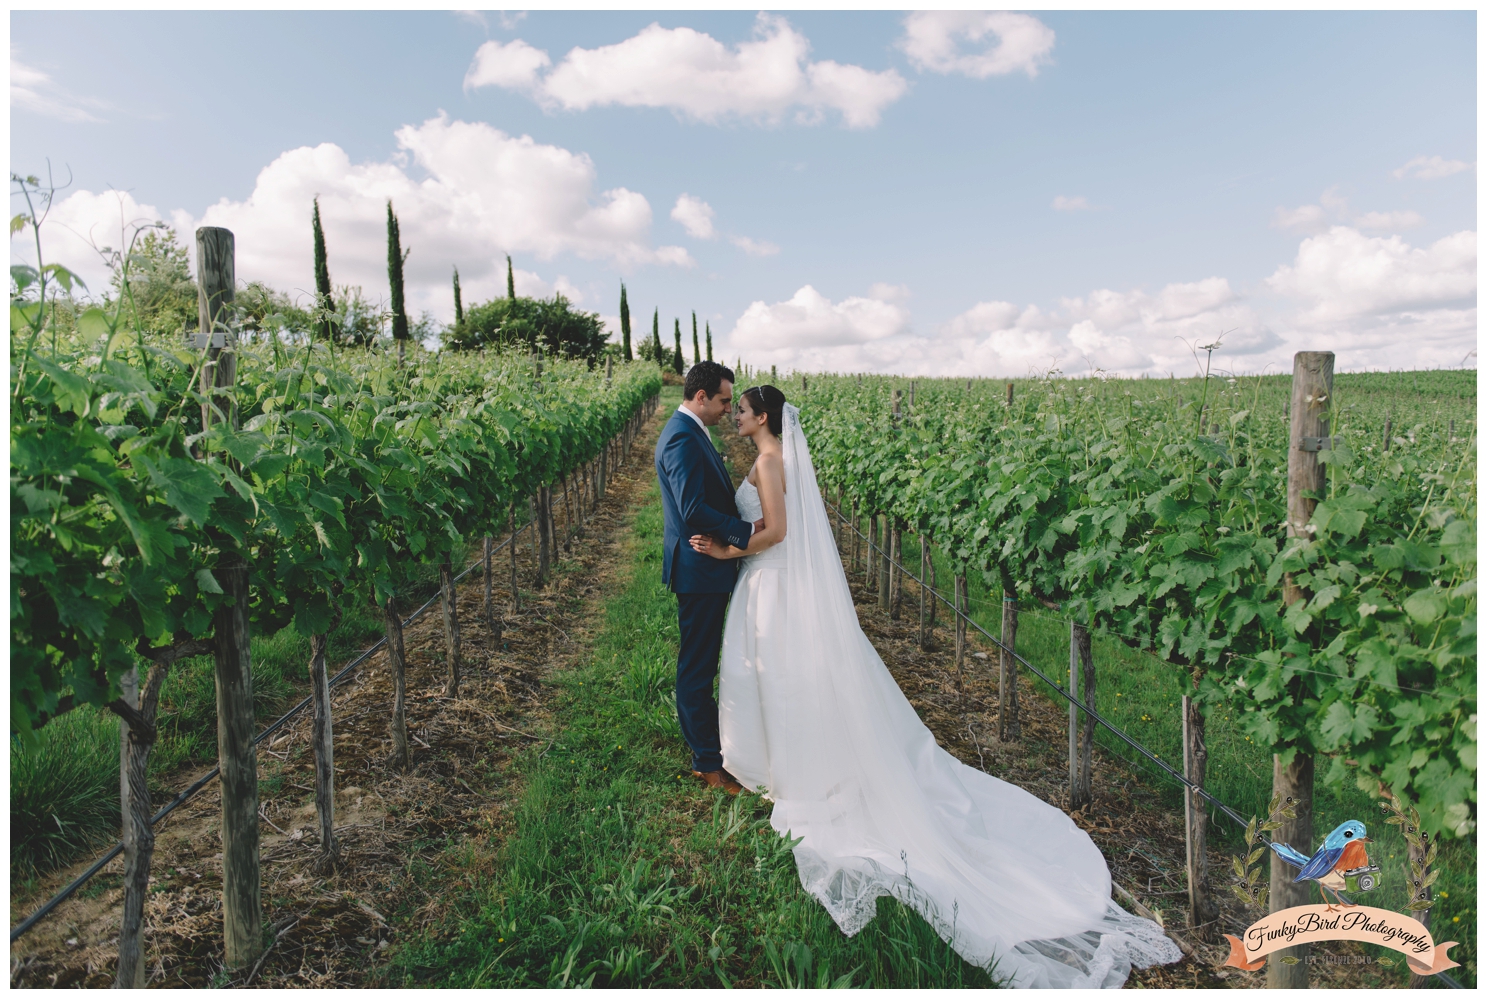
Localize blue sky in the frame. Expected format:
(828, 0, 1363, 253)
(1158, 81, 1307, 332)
(11, 10, 1476, 375)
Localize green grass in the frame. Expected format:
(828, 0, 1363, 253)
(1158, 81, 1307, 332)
(9, 599, 386, 881)
(10, 706, 122, 877)
(885, 529, 1475, 987)
(390, 478, 1002, 988)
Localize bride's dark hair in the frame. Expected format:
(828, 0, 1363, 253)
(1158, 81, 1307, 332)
(741, 384, 787, 437)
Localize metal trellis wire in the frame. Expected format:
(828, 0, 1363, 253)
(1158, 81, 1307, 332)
(825, 497, 1462, 988)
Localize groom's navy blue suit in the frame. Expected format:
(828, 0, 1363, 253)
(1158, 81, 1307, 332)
(655, 408, 753, 774)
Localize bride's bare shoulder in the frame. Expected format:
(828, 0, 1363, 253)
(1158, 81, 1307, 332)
(755, 449, 785, 491)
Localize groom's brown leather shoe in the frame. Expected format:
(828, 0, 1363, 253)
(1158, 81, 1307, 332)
(693, 769, 744, 795)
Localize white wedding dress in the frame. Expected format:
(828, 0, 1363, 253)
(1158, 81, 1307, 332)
(717, 404, 1181, 988)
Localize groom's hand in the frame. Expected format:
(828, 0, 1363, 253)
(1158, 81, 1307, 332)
(752, 518, 765, 535)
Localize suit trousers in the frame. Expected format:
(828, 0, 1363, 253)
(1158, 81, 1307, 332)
(675, 590, 731, 774)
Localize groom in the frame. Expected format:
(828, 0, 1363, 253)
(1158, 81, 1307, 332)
(655, 361, 757, 795)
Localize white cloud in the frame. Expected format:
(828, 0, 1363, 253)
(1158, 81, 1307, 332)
(464, 38, 551, 91)
(729, 285, 911, 351)
(671, 194, 716, 239)
(11, 49, 111, 123)
(12, 114, 692, 323)
(1392, 155, 1474, 181)
(867, 282, 910, 304)
(465, 14, 907, 128)
(671, 193, 778, 255)
(1272, 203, 1327, 232)
(730, 235, 779, 257)
(1274, 189, 1425, 234)
(1052, 195, 1090, 212)
(1267, 226, 1476, 322)
(899, 12, 1055, 79)
(724, 275, 1280, 378)
(8, 188, 167, 295)
(1353, 210, 1423, 232)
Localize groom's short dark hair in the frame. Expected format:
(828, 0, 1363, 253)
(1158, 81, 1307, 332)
(684, 360, 735, 401)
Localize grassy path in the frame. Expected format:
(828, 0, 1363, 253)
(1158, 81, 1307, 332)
(391, 447, 998, 987)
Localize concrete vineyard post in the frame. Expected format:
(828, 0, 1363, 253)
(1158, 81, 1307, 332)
(1183, 695, 1218, 941)
(309, 633, 338, 873)
(215, 564, 262, 969)
(1269, 350, 1332, 988)
(383, 596, 410, 772)
(195, 227, 236, 436)
(439, 559, 462, 698)
(1384, 409, 1393, 452)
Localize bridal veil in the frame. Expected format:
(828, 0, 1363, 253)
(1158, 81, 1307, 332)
(749, 402, 1181, 988)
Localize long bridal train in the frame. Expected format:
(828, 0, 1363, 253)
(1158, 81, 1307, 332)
(718, 403, 1182, 988)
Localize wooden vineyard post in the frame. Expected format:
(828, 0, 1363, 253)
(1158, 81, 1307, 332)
(927, 541, 938, 627)
(1068, 620, 1094, 810)
(850, 501, 860, 573)
(115, 667, 147, 987)
(1006, 382, 1014, 409)
(383, 595, 410, 771)
(953, 573, 967, 688)
(889, 520, 903, 620)
(1182, 695, 1218, 942)
(1383, 409, 1393, 452)
(510, 502, 521, 614)
(439, 558, 462, 697)
(535, 491, 550, 588)
(483, 535, 500, 644)
(195, 227, 237, 438)
(918, 534, 929, 650)
(866, 514, 877, 589)
(878, 515, 891, 611)
(998, 586, 1020, 742)
(309, 633, 338, 873)
(214, 563, 262, 970)
(1269, 350, 1332, 988)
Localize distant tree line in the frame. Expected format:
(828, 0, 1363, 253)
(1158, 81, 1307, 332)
(63, 199, 716, 375)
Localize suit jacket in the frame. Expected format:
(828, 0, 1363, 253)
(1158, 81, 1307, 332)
(654, 409, 753, 593)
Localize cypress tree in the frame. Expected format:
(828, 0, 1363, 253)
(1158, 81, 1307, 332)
(692, 311, 701, 365)
(312, 197, 336, 344)
(452, 266, 463, 330)
(673, 318, 684, 375)
(506, 255, 516, 302)
(619, 283, 632, 361)
(706, 321, 713, 361)
(652, 308, 662, 367)
(386, 201, 409, 361)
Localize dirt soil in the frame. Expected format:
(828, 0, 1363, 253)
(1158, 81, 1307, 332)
(10, 403, 667, 989)
(14, 398, 1387, 989)
(713, 407, 1392, 990)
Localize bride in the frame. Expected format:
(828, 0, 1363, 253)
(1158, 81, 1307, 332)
(687, 386, 1182, 989)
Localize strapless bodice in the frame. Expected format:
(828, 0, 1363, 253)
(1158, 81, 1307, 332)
(736, 477, 764, 521)
(735, 478, 786, 565)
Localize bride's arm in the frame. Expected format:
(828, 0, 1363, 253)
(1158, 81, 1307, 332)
(689, 452, 787, 560)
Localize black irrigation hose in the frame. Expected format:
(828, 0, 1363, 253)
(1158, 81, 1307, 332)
(829, 503, 1463, 987)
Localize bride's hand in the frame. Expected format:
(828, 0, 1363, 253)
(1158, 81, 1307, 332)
(689, 534, 730, 559)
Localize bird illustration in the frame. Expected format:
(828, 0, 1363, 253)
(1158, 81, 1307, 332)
(1269, 820, 1371, 910)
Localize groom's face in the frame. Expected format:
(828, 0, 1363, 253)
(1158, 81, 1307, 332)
(693, 381, 733, 427)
